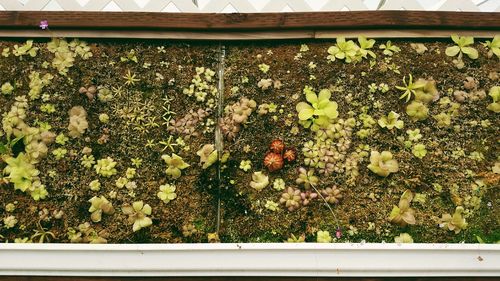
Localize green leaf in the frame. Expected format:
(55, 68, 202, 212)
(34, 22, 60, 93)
(451, 35, 460, 44)
(317, 89, 331, 102)
(461, 47, 478, 59)
(305, 91, 318, 104)
(323, 102, 338, 119)
(298, 108, 314, 121)
(445, 46, 460, 57)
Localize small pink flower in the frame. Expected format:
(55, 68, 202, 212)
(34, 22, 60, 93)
(39, 20, 49, 30)
(335, 227, 342, 239)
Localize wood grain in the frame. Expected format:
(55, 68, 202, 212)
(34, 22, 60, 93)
(0, 11, 498, 31)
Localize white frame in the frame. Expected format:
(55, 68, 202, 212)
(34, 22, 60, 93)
(0, 243, 499, 276)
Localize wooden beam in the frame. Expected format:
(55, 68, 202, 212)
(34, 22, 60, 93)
(0, 11, 498, 31)
(0, 29, 497, 40)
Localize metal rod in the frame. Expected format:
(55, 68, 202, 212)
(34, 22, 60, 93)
(215, 43, 225, 234)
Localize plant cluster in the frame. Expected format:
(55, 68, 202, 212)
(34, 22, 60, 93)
(263, 139, 296, 172)
(183, 67, 217, 106)
(220, 97, 257, 141)
(327, 36, 376, 63)
(168, 108, 211, 139)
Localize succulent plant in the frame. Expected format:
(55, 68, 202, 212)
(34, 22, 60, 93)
(67, 106, 88, 138)
(283, 148, 297, 163)
(157, 184, 177, 204)
(320, 186, 343, 204)
(1, 82, 14, 95)
(433, 112, 451, 127)
(439, 206, 468, 234)
(296, 87, 338, 131)
(412, 143, 427, 159)
(269, 139, 285, 154)
(482, 35, 500, 59)
(249, 171, 269, 191)
(220, 97, 257, 141)
(486, 86, 500, 113)
(168, 108, 210, 139)
(357, 36, 376, 59)
(279, 187, 301, 211)
(445, 35, 478, 59)
(273, 178, 286, 191)
(286, 233, 305, 243)
(3, 153, 40, 192)
(300, 191, 318, 206)
(196, 144, 218, 169)
(367, 151, 399, 177)
(389, 190, 416, 226)
(316, 230, 332, 243)
(162, 153, 190, 179)
(379, 40, 401, 56)
(94, 157, 118, 177)
(239, 160, 252, 171)
(182, 223, 197, 237)
(122, 201, 153, 232)
(327, 37, 359, 63)
(296, 167, 318, 189)
(88, 196, 115, 223)
(264, 200, 279, 211)
(394, 233, 414, 243)
(406, 101, 429, 121)
(263, 152, 284, 172)
(396, 74, 426, 103)
(378, 111, 404, 130)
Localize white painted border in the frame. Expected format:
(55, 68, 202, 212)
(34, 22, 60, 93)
(0, 243, 499, 276)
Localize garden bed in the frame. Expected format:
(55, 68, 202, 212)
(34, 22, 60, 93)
(0, 36, 498, 244)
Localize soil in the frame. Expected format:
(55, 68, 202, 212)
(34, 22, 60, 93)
(0, 38, 498, 243)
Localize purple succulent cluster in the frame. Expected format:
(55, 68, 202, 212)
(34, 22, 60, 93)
(168, 108, 210, 139)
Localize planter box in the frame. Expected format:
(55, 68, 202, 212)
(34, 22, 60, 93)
(0, 11, 499, 277)
(0, 243, 499, 277)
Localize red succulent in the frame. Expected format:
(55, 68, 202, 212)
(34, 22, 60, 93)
(283, 148, 296, 163)
(269, 139, 285, 154)
(264, 152, 284, 172)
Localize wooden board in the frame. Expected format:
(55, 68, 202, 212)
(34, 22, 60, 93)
(0, 11, 499, 30)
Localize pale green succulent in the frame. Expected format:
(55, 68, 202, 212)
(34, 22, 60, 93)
(486, 86, 500, 113)
(316, 230, 332, 243)
(88, 196, 114, 223)
(445, 35, 478, 59)
(482, 35, 500, 59)
(1, 82, 14, 95)
(273, 178, 286, 191)
(368, 150, 399, 177)
(89, 180, 101, 191)
(406, 101, 429, 121)
(29, 180, 48, 201)
(258, 63, 270, 73)
(389, 190, 416, 226)
(439, 206, 468, 234)
(357, 36, 376, 59)
(157, 184, 177, 204)
(3, 153, 40, 192)
(249, 171, 269, 191)
(239, 160, 252, 172)
(378, 111, 404, 130)
(406, 129, 422, 142)
(379, 40, 401, 56)
(264, 200, 279, 211)
(296, 87, 338, 131)
(433, 112, 452, 127)
(327, 37, 359, 63)
(94, 157, 118, 177)
(396, 74, 426, 103)
(412, 143, 427, 159)
(122, 201, 153, 232)
(296, 167, 318, 189)
(162, 153, 190, 179)
(394, 233, 414, 243)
